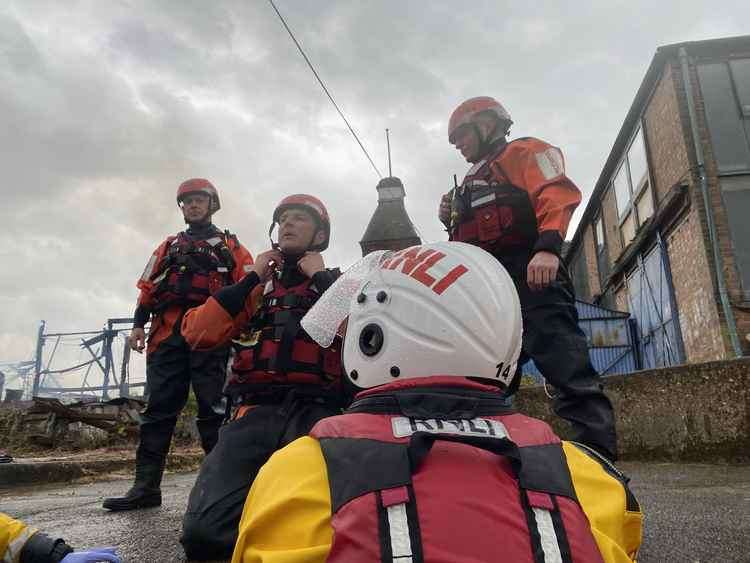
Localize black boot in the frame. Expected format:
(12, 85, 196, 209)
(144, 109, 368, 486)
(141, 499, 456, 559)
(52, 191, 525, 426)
(102, 462, 163, 511)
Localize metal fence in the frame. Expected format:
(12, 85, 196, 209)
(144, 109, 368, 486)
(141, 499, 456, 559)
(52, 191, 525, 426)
(522, 300, 637, 381)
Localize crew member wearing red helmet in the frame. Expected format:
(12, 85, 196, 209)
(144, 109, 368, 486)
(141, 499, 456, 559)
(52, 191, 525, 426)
(179, 194, 347, 560)
(439, 97, 618, 462)
(103, 178, 253, 512)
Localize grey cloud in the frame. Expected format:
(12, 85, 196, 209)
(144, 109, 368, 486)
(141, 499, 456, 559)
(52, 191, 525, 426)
(2, 0, 749, 369)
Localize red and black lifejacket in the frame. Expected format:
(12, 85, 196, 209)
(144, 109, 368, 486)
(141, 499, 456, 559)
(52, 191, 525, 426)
(310, 377, 606, 563)
(150, 230, 237, 310)
(225, 272, 343, 402)
(450, 140, 538, 253)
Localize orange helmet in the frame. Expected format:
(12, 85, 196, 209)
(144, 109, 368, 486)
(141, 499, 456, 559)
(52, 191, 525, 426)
(176, 178, 221, 213)
(448, 96, 512, 143)
(271, 194, 331, 251)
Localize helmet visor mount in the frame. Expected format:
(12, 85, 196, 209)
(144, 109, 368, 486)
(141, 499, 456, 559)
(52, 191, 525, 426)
(301, 250, 392, 348)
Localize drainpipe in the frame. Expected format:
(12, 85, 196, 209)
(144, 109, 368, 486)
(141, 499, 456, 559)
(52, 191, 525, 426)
(678, 47, 743, 357)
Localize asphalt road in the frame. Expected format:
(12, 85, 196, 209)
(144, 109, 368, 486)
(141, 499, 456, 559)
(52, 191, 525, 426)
(2, 462, 749, 562)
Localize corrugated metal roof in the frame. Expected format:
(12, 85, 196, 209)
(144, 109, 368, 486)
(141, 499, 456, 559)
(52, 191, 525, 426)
(575, 300, 629, 320)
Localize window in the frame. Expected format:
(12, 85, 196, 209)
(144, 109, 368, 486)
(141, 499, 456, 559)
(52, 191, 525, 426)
(613, 163, 630, 218)
(594, 215, 605, 253)
(611, 126, 654, 248)
(593, 213, 610, 290)
(729, 59, 750, 117)
(697, 61, 750, 173)
(628, 128, 649, 190)
(720, 175, 750, 299)
(622, 213, 636, 246)
(698, 58, 750, 298)
(636, 188, 654, 223)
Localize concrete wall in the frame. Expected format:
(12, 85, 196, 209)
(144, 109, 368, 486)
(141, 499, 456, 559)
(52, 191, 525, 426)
(516, 357, 750, 461)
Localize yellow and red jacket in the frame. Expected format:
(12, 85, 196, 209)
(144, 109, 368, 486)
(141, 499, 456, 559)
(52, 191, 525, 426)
(232, 378, 642, 563)
(449, 137, 581, 257)
(1, 512, 73, 562)
(1, 512, 33, 562)
(135, 228, 253, 353)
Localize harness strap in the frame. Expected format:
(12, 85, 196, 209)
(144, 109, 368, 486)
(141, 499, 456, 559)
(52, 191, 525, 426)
(376, 485, 423, 563)
(521, 491, 573, 563)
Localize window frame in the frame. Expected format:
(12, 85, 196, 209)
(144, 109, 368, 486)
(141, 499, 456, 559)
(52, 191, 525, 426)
(612, 124, 655, 248)
(594, 213, 606, 255)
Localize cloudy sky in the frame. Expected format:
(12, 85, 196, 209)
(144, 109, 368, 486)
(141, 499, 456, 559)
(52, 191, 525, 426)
(1, 0, 747, 390)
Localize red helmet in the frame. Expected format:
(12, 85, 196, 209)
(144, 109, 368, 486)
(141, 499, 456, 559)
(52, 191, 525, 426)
(271, 194, 331, 251)
(176, 178, 221, 213)
(448, 96, 512, 143)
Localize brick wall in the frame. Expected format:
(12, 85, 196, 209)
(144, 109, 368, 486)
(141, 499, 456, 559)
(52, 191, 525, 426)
(639, 60, 726, 361)
(582, 224, 601, 297)
(665, 210, 725, 361)
(643, 63, 692, 204)
(601, 187, 622, 268)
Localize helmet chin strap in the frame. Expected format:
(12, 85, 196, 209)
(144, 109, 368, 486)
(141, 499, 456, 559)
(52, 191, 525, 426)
(473, 119, 509, 161)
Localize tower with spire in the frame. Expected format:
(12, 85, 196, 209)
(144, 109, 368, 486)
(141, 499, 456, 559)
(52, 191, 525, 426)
(359, 129, 421, 256)
(359, 176, 421, 256)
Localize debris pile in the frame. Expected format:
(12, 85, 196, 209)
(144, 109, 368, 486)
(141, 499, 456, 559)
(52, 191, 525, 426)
(10, 397, 145, 448)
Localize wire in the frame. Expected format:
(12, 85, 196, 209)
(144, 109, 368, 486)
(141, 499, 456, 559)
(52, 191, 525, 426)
(267, 0, 382, 179)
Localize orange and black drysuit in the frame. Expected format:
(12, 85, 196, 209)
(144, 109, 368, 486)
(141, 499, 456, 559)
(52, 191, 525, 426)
(179, 258, 346, 561)
(448, 137, 617, 461)
(133, 223, 253, 468)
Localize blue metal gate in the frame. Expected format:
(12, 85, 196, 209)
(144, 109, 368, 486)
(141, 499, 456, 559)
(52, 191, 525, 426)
(523, 300, 637, 381)
(625, 235, 685, 369)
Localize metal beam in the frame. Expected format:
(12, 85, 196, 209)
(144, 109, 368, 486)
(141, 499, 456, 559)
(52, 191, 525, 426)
(38, 382, 145, 393)
(32, 321, 46, 398)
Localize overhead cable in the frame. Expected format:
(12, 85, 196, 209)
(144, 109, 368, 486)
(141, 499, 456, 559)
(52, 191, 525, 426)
(267, 0, 383, 179)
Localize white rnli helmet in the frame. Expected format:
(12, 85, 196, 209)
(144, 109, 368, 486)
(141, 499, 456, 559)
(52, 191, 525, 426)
(301, 241, 522, 389)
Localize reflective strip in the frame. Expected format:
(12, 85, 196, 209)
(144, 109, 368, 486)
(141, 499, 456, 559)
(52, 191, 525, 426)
(391, 416, 509, 439)
(469, 179, 490, 187)
(387, 503, 413, 562)
(532, 508, 563, 563)
(263, 279, 274, 295)
(243, 264, 254, 273)
(140, 254, 159, 282)
(471, 193, 495, 207)
(465, 158, 487, 176)
(151, 269, 168, 285)
(217, 267, 229, 273)
(3, 527, 36, 563)
(206, 237, 223, 246)
(534, 148, 565, 180)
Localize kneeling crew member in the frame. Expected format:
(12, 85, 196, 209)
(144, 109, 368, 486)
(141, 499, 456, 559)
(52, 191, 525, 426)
(440, 96, 618, 461)
(103, 179, 253, 512)
(180, 194, 347, 560)
(232, 241, 642, 563)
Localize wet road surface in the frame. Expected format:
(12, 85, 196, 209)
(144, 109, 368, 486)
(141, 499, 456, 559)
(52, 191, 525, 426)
(2, 462, 749, 562)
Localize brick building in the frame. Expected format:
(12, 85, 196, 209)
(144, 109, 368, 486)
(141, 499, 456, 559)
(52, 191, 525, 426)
(565, 36, 750, 368)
